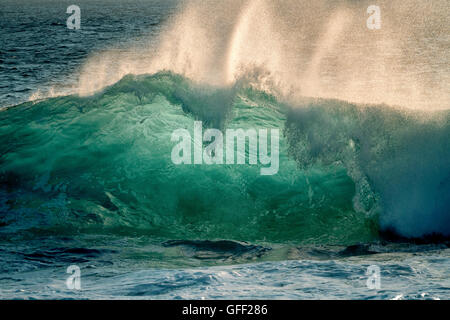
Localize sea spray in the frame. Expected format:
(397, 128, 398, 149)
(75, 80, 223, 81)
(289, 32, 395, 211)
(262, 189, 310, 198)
(67, 0, 450, 110)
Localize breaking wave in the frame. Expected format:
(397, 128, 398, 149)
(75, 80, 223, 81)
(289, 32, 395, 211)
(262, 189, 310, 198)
(1, 72, 449, 243)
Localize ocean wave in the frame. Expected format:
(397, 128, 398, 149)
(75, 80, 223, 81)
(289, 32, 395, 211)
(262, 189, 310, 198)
(1, 72, 448, 244)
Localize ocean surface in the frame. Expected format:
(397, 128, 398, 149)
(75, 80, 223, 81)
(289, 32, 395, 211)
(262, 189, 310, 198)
(0, 0, 449, 299)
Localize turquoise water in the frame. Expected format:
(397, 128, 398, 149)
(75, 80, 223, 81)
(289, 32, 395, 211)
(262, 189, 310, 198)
(0, 73, 377, 243)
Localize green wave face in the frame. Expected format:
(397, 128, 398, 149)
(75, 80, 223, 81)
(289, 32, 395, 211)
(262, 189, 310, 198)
(0, 72, 448, 244)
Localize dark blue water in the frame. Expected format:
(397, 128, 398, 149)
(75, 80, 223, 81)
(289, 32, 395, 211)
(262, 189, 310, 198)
(0, 0, 179, 108)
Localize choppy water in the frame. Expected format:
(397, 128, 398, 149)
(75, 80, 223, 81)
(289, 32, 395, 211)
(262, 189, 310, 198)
(0, 0, 449, 299)
(0, 236, 449, 299)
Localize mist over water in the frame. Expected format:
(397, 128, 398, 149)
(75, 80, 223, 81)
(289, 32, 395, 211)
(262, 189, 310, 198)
(73, 0, 449, 110)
